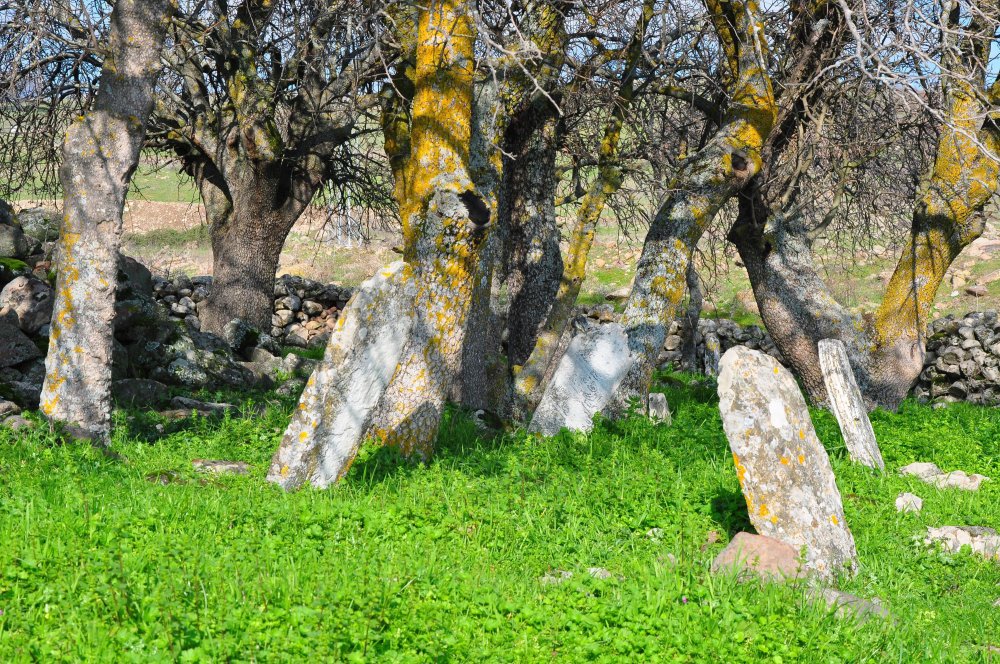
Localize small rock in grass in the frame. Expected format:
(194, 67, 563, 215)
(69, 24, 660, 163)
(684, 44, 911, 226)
(895, 492, 923, 513)
(2, 415, 32, 431)
(170, 396, 235, 415)
(540, 570, 573, 585)
(646, 527, 664, 541)
(925, 526, 1000, 560)
(587, 567, 613, 580)
(647, 393, 671, 424)
(806, 588, 891, 623)
(900, 462, 943, 480)
(192, 459, 249, 475)
(900, 462, 989, 491)
(933, 470, 990, 491)
(711, 532, 804, 581)
(993, 598, 1000, 607)
(0, 399, 20, 419)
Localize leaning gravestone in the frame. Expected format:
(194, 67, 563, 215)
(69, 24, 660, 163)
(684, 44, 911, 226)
(528, 323, 634, 435)
(818, 339, 884, 469)
(268, 262, 416, 490)
(718, 346, 858, 578)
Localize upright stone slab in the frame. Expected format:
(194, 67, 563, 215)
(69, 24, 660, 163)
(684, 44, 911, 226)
(528, 323, 634, 435)
(818, 339, 884, 469)
(718, 346, 858, 578)
(268, 262, 415, 490)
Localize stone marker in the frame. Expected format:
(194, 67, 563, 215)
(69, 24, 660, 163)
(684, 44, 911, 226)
(528, 323, 634, 435)
(711, 532, 803, 580)
(268, 262, 415, 490)
(647, 392, 671, 424)
(895, 492, 923, 513)
(818, 339, 884, 469)
(718, 346, 858, 578)
(703, 332, 721, 376)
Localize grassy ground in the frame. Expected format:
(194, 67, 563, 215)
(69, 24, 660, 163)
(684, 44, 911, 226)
(0, 376, 997, 661)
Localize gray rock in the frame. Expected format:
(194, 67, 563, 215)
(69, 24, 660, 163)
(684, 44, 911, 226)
(806, 588, 891, 622)
(717, 346, 858, 579)
(0, 276, 53, 335)
(647, 392, 671, 424)
(0, 223, 35, 259)
(112, 379, 169, 407)
(117, 254, 153, 299)
(0, 399, 20, 418)
(540, 570, 573, 585)
(2, 414, 32, 431)
(222, 318, 260, 356)
(818, 339, 884, 469)
(895, 492, 923, 513)
(0, 314, 43, 368)
(170, 396, 234, 414)
(711, 532, 804, 581)
(17, 207, 61, 242)
(925, 526, 1000, 560)
(587, 567, 613, 580)
(900, 462, 989, 491)
(899, 461, 944, 480)
(192, 459, 249, 475)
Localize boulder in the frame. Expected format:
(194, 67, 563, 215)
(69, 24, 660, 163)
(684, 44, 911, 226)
(0, 314, 43, 368)
(17, 207, 61, 242)
(0, 223, 35, 259)
(112, 379, 169, 407)
(117, 254, 154, 299)
(0, 275, 54, 335)
(222, 318, 260, 357)
(711, 532, 804, 580)
(805, 588, 891, 623)
(717, 346, 858, 578)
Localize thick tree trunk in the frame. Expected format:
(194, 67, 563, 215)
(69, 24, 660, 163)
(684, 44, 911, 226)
(40, 0, 169, 441)
(501, 119, 563, 368)
(198, 170, 300, 335)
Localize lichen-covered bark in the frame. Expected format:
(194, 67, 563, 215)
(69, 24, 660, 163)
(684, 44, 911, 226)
(40, 0, 170, 441)
(602, 0, 777, 417)
(732, 4, 1000, 410)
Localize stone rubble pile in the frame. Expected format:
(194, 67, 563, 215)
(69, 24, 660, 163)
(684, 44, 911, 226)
(912, 311, 1000, 406)
(152, 273, 353, 349)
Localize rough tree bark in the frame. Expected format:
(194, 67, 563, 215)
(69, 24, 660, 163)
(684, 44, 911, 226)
(40, 0, 170, 441)
(597, 0, 778, 418)
(730, 3, 1000, 409)
(270, 0, 487, 487)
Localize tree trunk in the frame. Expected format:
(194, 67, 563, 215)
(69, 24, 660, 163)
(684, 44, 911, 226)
(681, 262, 703, 371)
(40, 0, 170, 442)
(198, 169, 301, 335)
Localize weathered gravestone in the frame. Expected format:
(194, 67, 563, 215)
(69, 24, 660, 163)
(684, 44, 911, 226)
(528, 323, 634, 436)
(818, 339, 884, 469)
(268, 262, 415, 490)
(718, 346, 858, 578)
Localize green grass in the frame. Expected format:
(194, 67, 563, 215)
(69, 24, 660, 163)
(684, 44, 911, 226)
(123, 225, 210, 252)
(0, 379, 998, 661)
